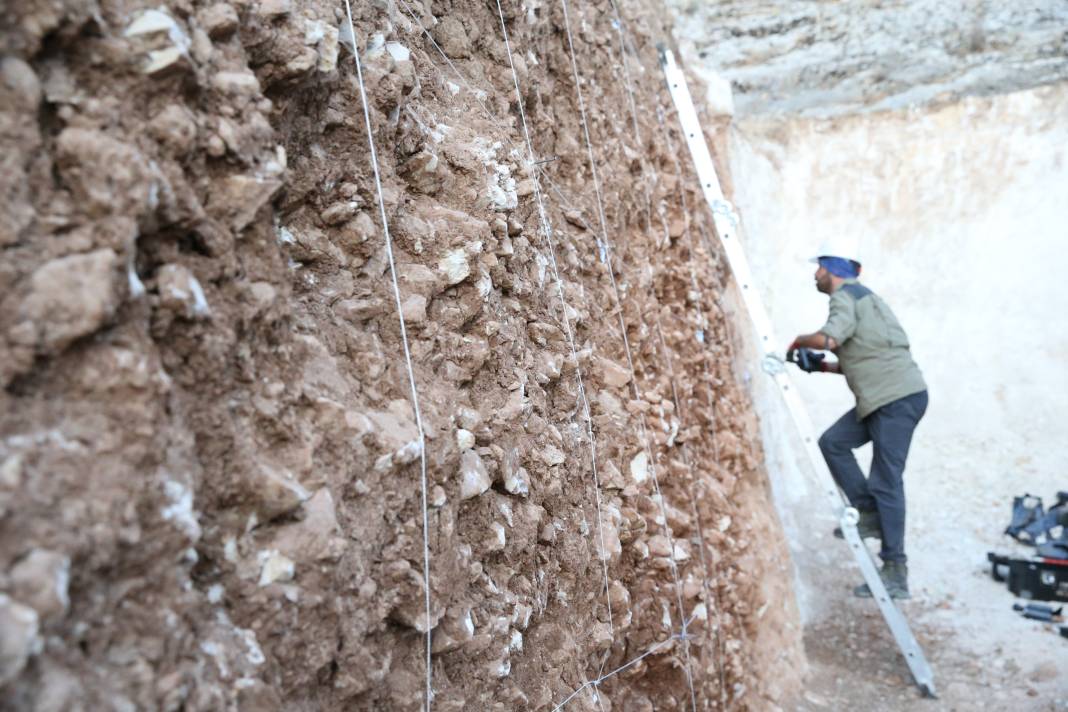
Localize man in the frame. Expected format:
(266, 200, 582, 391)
(788, 246, 928, 599)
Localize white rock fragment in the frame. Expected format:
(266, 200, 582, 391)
(207, 584, 225, 604)
(394, 439, 423, 465)
(455, 428, 475, 450)
(303, 19, 326, 44)
(438, 248, 471, 285)
(161, 480, 202, 541)
(127, 262, 146, 298)
(156, 263, 210, 319)
(360, 32, 385, 60)
(487, 522, 507, 552)
(144, 47, 188, 75)
(257, 550, 295, 586)
(9, 550, 70, 624)
(459, 450, 491, 499)
(317, 25, 340, 72)
(540, 445, 565, 467)
(476, 268, 493, 298)
(125, 9, 191, 49)
(385, 42, 410, 62)
(503, 465, 529, 496)
(629, 451, 649, 484)
(0, 595, 40, 686)
(473, 138, 518, 211)
(125, 9, 191, 75)
(237, 626, 265, 665)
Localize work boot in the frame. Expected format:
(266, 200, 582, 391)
(834, 509, 882, 540)
(854, 561, 909, 600)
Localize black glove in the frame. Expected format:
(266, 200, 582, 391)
(787, 347, 826, 374)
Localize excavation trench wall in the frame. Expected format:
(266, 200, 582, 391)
(0, 1, 801, 710)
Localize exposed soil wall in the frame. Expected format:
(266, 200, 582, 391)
(0, 1, 800, 710)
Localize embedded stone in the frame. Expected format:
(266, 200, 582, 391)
(629, 451, 649, 484)
(257, 550, 295, 586)
(9, 550, 70, 624)
(455, 429, 475, 450)
(18, 249, 119, 354)
(321, 201, 360, 226)
(0, 595, 39, 686)
(155, 264, 210, 319)
(459, 450, 491, 500)
(647, 534, 672, 558)
(438, 248, 471, 286)
(599, 357, 632, 388)
(400, 294, 427, 323)
(198, 4, 239, 38)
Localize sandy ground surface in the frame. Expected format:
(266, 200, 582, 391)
(797, 479, 1068, 711)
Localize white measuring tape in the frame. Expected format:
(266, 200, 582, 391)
(659, 46, 937, 698)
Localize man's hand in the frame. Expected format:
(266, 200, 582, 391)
(788, 348, 826, 373)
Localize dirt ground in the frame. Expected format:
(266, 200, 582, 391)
(796, 513, 1068, 711)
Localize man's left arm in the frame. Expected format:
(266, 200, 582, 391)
(787, 334, 842, 374)
(791, 332, 839, 351)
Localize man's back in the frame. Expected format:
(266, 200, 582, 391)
(821, 280, 927, 419)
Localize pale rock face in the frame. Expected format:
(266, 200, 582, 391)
(459, 449, 491, 499)
(670, 0, 1068, 117)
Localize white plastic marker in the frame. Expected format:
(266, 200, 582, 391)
(659, 45, 937, 698)
(341, 3, 433, 708)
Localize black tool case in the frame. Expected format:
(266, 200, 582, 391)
(988, 552, 1068, 602)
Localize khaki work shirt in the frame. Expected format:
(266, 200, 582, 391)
(819, 280, 927, 419)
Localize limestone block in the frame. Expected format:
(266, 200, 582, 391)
(0, 595, 39, 686)
(9, 550, 70, 624)
(459, 449, 491, 500)
(17, 249, 119, 354)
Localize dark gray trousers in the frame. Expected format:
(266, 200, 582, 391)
(818, 390, 928, 563)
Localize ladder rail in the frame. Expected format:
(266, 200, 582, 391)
(658, 46, 937, 698)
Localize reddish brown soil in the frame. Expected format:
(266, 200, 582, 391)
(0, 1, 801, 709)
